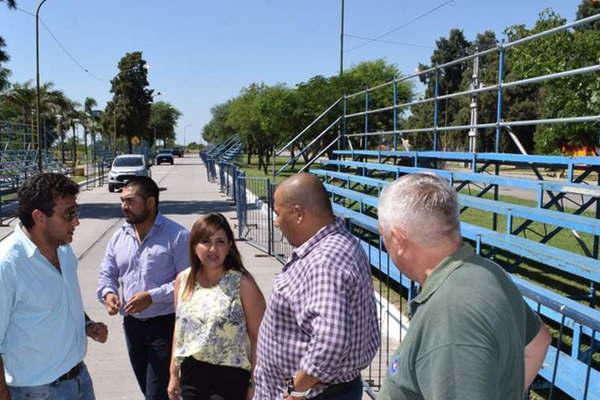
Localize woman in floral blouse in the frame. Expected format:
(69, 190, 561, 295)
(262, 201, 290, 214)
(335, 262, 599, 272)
(168, 213, 265, 400)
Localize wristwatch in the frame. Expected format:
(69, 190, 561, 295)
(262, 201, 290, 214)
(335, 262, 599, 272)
(287, 380, 311, 398)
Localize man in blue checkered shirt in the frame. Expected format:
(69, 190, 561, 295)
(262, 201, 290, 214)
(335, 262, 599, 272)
(253, 173, 380, 400)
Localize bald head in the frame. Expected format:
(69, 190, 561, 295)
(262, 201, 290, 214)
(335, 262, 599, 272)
(276, 173, 333, 218)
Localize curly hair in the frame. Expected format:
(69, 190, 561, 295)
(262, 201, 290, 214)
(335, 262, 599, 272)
(18, 173, 80, 228)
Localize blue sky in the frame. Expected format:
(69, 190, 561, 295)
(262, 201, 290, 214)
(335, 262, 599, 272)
(0, 0, 582, 144)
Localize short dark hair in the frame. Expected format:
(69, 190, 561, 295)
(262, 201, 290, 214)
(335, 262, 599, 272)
(18, 173, 80, 229)
(124, 176, 159, 205)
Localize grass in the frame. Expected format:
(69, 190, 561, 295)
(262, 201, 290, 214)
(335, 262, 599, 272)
(238, 154, 307, 185)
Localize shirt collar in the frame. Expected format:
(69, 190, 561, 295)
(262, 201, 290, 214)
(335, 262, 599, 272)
(412, 242, 474, 307)
(123, 212, 165, 235)
(14, 223, 39, 259)
(289, 217, 345, 262)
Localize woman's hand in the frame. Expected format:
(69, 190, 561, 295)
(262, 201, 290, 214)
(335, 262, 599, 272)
(246, 384, 255, 400)
(167, 375, 182, 400)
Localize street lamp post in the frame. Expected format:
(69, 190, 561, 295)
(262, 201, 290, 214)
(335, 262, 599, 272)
(35, 0, 49, 172)
(340, 0, 345, 76)
(151, 91, 163, 148)
(183, 123, 192, 149)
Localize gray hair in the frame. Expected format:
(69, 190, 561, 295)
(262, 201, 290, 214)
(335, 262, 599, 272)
(378, 173, 461, 247)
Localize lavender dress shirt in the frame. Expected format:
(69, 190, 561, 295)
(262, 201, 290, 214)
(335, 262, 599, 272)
(97, 213, 190, 319)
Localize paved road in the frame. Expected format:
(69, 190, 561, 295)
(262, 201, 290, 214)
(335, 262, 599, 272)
(0, 155, 284, 400)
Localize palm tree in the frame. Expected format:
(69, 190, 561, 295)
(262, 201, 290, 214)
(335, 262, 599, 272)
(83, 97, 101, 163)
(0, 1, 17, 91)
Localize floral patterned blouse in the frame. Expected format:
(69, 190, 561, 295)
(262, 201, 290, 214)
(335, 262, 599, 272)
(173, 268, 251, 371)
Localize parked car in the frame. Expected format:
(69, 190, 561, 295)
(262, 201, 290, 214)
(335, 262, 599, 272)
(156, 148, 175, 165)
(108, 154, 151, 192)
(172, 147, 184, 158)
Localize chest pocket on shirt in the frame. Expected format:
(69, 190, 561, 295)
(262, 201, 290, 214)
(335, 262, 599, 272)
(18, 270, 65, 316)
(141, 245, 173, 285)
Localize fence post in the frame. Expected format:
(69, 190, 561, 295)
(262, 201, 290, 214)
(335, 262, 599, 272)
(495, 40, 506, 153)
(393, 79, 398, 151)
(364, 88, 369, 150)
(232, 165, 238, 204)
(267, 179, 274, 256)
(237, 172, 247, 239)
(492, 40, 506, 234)
(433, 67, 440, 152)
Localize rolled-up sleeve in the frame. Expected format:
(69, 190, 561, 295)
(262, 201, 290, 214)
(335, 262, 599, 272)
(0, 264, 15, 354)
(148, 229, 190, 304)
(97, 234, 120, 303)
(298, 255, 352, 382)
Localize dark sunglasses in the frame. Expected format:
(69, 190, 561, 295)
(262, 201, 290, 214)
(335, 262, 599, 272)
(62, 205, 80, 222)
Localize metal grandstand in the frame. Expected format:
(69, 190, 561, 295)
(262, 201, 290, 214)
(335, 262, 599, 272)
(205, 13, 600, 400)
(0, 120, 113, 225)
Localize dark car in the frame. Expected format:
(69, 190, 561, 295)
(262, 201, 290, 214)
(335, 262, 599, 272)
(156, 148, 174, 165)
(172, 147, 184, 158)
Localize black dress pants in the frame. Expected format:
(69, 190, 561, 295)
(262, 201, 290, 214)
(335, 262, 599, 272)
(180, 357, 250, 400)
(124, 314, 175, 400)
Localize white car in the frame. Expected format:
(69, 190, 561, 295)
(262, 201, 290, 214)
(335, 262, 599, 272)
(108, 154, 151, 192)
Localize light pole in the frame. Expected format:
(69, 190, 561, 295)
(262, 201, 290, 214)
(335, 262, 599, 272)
(36, 0, 49, 171)
(151, 91, 163, 148)
(183, 123, 192, 149)
(340, 0, 345, 76)
(56, 114, 64, 164)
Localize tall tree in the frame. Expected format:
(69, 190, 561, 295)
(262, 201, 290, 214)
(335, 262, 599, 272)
(149, 101, 181, 146)
(103, 51, 153, 153)
(576, 0, 600, 30)
(0, 0, 16, 91)
(202, 101, 235, 145)
(507, 9, 600, 154)
(408, 29, 472, 151)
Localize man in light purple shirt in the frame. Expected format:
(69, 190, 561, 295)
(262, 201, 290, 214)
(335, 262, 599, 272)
(97, 176, 189, 400)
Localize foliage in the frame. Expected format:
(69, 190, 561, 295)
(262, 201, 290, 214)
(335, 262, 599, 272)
(101, 51, 153, 153)
(149, 101, 182, 146)
(576, 0, 600, 30)
(201, 60, 412, 168)
(507, 8, 600, 153)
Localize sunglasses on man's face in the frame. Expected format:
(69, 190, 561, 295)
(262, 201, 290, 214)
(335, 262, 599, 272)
(61, 205, 80, 222)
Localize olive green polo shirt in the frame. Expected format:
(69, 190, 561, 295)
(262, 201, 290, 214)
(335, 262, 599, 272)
(378, 243, 540, 400)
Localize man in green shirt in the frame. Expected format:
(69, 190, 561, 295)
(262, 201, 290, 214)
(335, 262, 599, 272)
(377, 172, 550, 400)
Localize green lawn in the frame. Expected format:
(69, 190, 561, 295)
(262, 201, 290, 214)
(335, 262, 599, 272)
(238, 154, 307, 185)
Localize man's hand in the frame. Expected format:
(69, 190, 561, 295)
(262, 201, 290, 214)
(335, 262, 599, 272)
(86, 322, 108, 343)
(124, 291, 153, 314)
(103, 293, 120, 315)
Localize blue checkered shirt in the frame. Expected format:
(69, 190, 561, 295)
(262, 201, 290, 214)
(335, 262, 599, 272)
(253, 218, 380, 399)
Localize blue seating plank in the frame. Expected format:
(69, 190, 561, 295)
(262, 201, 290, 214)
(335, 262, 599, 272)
(323, 182, 600, 283)
(321, 159, 600, 199)
(333, 149, 600, 168)
(315, 169, 600, 238)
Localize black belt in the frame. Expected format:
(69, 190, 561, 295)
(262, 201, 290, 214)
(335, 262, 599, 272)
(314, 376, 362, 399)
(55, 362, 83, 383)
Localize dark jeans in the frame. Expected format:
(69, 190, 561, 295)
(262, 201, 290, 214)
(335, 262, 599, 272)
(314, 377, 363, 400)
(180, 357, 250, 400)
(124, 314, 175, 400)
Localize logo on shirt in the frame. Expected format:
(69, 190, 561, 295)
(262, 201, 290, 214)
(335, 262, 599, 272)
(389, 358, 399, 375)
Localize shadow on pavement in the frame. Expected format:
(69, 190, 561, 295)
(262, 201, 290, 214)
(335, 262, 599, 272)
(160, 200, 233, 216)
(78, 200, 234, 220)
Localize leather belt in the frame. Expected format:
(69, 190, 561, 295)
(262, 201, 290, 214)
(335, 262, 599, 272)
(55, 362, 82, 383)
(314, 376, 362, 399)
